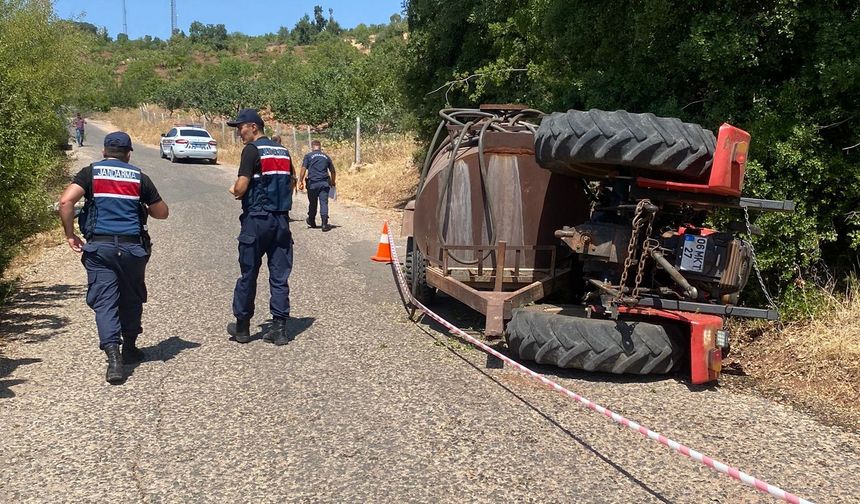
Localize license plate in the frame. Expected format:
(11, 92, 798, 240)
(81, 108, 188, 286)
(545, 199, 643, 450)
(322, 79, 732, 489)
(191, 143, 209, 149)
(680, 235, 708, 272)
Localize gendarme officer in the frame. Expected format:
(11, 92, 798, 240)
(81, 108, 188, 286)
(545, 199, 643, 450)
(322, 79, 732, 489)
(298, 140, 336, 232)
(58, 132, 169, 384)
(227, 109, 294, 345)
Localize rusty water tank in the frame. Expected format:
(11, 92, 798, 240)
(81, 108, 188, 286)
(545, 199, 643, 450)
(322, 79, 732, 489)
(412, 107, 590, 275)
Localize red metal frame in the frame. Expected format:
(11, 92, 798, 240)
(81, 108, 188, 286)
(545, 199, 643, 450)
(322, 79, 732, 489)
(636, 124, 751, 197)
(618, 306, 723, 384)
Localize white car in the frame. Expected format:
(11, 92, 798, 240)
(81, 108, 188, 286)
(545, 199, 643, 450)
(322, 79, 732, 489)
(160, 126, 218, 163)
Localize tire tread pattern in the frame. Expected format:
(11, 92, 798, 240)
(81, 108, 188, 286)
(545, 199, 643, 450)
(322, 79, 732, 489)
(505, 309, 684, 375)
(535, 109, 717, 179)
(405, 246, 436, 304)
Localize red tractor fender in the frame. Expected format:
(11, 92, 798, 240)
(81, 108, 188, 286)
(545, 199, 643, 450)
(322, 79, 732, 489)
(619, 306, 723, 384)
(636, 124, 751, 197)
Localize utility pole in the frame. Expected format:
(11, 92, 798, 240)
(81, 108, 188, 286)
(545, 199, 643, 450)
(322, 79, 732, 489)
(170, 0, 177, 35)
(121, 0, 128, 35)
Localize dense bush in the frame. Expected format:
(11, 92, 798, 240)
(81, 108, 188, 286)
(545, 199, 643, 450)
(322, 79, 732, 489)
(0, 0, 91, 275)
(402, 0, 860, 300)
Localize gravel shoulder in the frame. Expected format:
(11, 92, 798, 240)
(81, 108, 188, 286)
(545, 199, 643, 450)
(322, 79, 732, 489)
(1, 125, 858, 503)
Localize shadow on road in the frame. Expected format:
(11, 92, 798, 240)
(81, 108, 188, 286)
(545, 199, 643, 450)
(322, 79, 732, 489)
(414, 323, 675, 504)
(0, 283, 81, 344)
(0, 357, 42, 399)
(256, 317, 316, 342)
(124, 335, 202, 379)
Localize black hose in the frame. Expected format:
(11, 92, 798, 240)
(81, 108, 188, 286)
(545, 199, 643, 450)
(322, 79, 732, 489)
(426, 108, 542, 267)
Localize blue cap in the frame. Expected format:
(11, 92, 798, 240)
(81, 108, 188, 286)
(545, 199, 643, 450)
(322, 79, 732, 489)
(104, 131, 134, 151)
(227, 108, 264, 128)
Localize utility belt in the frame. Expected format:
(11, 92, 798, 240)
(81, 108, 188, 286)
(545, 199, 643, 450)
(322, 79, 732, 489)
(88, 234, 144, 244)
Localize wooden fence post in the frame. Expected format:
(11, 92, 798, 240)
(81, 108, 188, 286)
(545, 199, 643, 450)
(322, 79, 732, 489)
(355, 116, 361, 165)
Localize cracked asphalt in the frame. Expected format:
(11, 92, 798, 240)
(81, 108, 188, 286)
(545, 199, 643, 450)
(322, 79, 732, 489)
(1, 125, 858, 503)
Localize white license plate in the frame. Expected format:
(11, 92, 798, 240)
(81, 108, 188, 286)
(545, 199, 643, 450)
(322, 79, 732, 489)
(680, 235, 708, 272)
(191, 143, 209, 150)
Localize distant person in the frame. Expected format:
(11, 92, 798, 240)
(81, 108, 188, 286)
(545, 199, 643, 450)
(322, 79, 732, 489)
(298, 140, 336, 232)
(227, 109, 294, 346)
(72, 113, 86, 147)
(58, 132, 170, 384)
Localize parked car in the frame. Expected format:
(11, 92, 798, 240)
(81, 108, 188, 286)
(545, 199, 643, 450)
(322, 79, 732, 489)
(160, 126, 218, 163)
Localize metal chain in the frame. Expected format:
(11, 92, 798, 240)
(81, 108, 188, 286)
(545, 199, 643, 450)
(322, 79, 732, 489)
(618, 199, 658, 303)
(618, 200, 648, 297)
(743, 206, 780, 316)
(633, 237, 659, 298)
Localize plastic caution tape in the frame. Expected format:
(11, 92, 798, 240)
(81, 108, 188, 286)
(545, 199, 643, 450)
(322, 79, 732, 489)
(384, 223, 813, 504)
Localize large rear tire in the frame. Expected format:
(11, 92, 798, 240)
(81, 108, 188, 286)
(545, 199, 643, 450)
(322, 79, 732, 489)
(405, 238, 436, 305)
(535, 109, 716, 180)
(505, 309, 685, 375)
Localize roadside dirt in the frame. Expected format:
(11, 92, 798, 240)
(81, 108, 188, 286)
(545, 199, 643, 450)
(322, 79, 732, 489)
(722, 323, 859, 433)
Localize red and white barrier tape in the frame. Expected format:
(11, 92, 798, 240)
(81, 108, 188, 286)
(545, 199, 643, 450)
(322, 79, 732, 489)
(385, 225, 812, 504)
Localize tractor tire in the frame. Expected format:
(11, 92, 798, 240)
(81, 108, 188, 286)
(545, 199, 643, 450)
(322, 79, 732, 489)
(505, 309, 685, 375)
(535, 109, 716, 180)
(405, 240, 436, 304)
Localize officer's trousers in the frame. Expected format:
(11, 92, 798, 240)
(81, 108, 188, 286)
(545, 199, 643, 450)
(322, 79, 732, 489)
(81, 241, 149, 349)
(307, 182, 330, 222)
(232, 212, 293, 320)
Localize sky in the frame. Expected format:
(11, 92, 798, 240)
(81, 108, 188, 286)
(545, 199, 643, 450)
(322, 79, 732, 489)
(53, 0, 405, 40)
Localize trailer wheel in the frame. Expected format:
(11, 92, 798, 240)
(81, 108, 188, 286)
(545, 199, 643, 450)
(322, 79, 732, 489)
(535, 109, 716, 179)
(505, 309, 685, 375)
(405, 238, 436, 304)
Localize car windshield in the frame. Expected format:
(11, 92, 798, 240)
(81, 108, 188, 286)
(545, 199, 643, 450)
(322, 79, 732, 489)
(180, 129, 211, 138)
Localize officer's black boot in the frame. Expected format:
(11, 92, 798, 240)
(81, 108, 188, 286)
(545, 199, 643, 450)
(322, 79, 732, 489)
(104, 344, 124, 384)
(321, 217, 331, 232)
(306, 216, 317, 228)
(228, 318, 252, 343)
(265, 317, 287, 345)
(272, 317, 292, 346)
(121, 334, 145, 364)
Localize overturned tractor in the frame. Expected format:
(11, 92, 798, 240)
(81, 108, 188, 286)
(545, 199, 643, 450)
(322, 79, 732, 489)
(400, 105, 792, 384)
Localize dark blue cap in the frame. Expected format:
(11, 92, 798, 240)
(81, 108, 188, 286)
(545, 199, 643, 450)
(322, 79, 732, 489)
(104, 131, 134, 151)
(227, 108, 264, 127)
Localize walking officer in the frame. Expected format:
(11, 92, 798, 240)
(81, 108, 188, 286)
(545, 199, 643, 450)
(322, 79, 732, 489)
(227, 109, 294, 345)
(298, 140, 336, 232)
(58, 132, 169, 384)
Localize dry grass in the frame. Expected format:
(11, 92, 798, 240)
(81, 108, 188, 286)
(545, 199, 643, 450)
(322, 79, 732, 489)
(97, 107, 420, 209)
(95, 107, 246, 165)
(1, 226, 66, 305)
(324, 135, 419, 208)
(726, 284, 860, 431)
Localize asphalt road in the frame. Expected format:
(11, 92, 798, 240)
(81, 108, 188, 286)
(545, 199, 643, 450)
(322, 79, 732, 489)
(1, 125, 858, 503)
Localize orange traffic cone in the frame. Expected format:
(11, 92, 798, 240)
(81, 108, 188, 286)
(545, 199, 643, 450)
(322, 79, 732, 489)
(371, 222, 393, 263)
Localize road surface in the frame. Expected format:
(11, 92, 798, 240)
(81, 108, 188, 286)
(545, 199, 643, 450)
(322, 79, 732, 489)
(1, 125, 858, 503)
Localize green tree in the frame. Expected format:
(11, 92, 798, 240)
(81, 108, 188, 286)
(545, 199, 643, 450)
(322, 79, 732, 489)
(188, 21, 228, 50)
(313, 5, 327, 32)
(292, 14, 315, 45)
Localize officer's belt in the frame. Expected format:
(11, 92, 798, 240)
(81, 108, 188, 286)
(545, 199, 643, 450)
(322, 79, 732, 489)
(89, 234, 142, 244)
